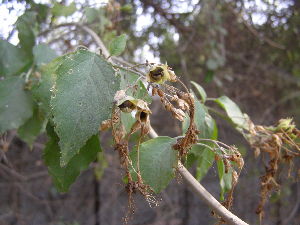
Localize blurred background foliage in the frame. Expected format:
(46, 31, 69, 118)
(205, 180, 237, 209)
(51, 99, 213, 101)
(3, 0, 299, 124)
(0, 0, 300, 224)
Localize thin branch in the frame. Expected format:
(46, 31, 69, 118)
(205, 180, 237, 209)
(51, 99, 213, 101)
(79, 25, 110, 58)
(228, 5, 285, 50)
(39, 23, 110, 57)
(38, 23, 78, 37)
(140, 0, 192, 33)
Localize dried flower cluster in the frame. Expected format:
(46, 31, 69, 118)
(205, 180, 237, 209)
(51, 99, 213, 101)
(148, 67, 199, 158)
(100, 89, 157, 219)
(222, 147, 244, 210)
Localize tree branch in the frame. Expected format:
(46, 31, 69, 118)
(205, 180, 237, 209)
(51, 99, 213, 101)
(39, 23, 109, 56)
(227, 5, 285, 50)
(79, 25, 110, 57)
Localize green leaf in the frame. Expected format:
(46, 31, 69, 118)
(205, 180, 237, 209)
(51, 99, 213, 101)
(31, 3, 49, 23)
(0, 77, 33, 134)
(217, 160, 232, 201)
(121, 112, 136, 133)
(196, 148, 215, 181)
(33, 44, 57, 67)
(121, 4, 133, 13)
(192, 120, 217, 180)
(109, 34, 128, 57)
(214, 96, 248, 130)
(191, 81, 207, 102)
(119, 68, 152, 103)
(50, 49, 120, 166)
(0, 39, 29, 77)
(43, 125, 101, 192)
(201, 112, 216, 139)
(130, 137, 177, 193)
(184, 153, 198, 168)
(17, 105, 47, 148)
(204, 70, 214, 83)
(16, 11, 37, 53)
(190, 118, 217, 156)
(31, 56, 62, 114)
(52, 2, 76, 17)
(84, 8, 98, 23)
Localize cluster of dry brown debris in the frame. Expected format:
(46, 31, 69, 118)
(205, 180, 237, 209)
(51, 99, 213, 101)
(244, 118, 300, 221)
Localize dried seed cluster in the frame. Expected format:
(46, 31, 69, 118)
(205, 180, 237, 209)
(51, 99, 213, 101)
(100, 89, 157, 219)
(244, 118, 300, 220)
(150, 80, 199, 158)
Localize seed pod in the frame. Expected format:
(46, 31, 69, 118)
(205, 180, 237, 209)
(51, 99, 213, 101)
(135, 99, 151, 114)
(118, 100, 136, 113)
(135, 110, 151, 135)
(146, 64, 177, 84)
(148, 66, 164, 82)
(136, 111, 149, 123)
(117, 96, 151, 114)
